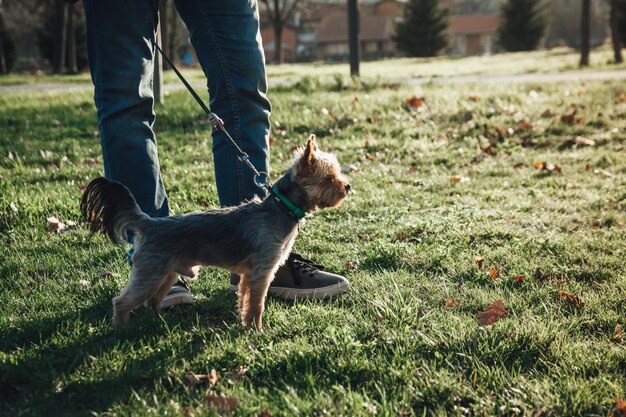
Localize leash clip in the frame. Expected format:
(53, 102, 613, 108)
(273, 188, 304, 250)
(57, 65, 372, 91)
(208, 112, 224, 130)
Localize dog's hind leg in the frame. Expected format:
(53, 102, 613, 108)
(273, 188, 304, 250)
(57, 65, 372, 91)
(147, 271, 179, 311)
(112, 261, 169, 329)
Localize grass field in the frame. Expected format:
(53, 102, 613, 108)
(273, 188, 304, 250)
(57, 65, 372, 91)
(1, 47, 625, 88)
(0, 56, 625, 416)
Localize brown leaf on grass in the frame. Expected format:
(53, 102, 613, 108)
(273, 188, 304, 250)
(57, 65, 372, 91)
(477, 300, 507, 326)
(555, 279, 567, 286)
(560, 109, 577, 125)
(488, 266, 500, 280)
(592, 219, 604, 228)
(228, 366, 248, 381)
(47, 216, 66, 233)
(395, 229, 426, 244)
(450, 175, 470, 183)
(200, 199, 211, 208)
(186, 369, 219, 388)
(343, 261, 359, 270)
(617, 93, 626, 103)
(611, 324, 622, 342)
(405, 96, 425, 109)
(612, 397, 626, 417)
(519, 120, 533, 131)
(204, 394, 237, 413)
(556, 290, 582, 306)
(473, 256, 485, 270)
(561, 135, 596, 149)
(262, 409, 272, 417)
(512, 275, 526, 282)
(533, 161, 562, 173)
(268, 137, 276, 146)
(534, 268, 550, 281)
(467, 95, 480, 102)
(444, 297, 459, 308)
(494, 126, 507, 139)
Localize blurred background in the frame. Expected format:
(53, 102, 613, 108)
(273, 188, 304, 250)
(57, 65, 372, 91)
(0, 0, 623, 75)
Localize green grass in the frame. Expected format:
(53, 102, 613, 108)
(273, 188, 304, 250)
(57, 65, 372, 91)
(0, 60, 625, 416)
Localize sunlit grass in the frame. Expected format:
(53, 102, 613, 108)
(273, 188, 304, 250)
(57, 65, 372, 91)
(0, 67, 625, 416)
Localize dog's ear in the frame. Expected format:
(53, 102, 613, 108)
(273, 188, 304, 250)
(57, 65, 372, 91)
(298, 136, 317, 176)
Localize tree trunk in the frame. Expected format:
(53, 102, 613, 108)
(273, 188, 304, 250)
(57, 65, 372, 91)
(169, 5, 178, 67)
(610, 0, 623, 63)
(580, 0, 590, 67)
(0, 24, 6, 74)
(273, 21, 283, 64)
(65, 2, 77, 74)
(159, 0, 170, 70)
(52, 0, 67, 73)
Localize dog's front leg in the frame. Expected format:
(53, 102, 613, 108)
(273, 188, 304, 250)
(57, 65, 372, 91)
(241, 273, 272, 330)
(236, 273, 251, 317)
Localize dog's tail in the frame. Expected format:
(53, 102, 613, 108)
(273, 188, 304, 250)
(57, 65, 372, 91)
(80, 177, 148, 245)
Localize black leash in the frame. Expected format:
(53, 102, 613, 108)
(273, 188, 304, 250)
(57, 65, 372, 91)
(152, 40, 271, 192)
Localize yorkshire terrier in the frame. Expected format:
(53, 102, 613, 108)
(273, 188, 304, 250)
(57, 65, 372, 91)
(80, 135, 350, 330)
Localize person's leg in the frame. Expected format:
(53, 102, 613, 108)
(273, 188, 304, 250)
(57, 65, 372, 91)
(83, 0, 192, 307)
(174, 0, 349, 299)
(83, 0, 168, 218)
(174, 0, 270, 206)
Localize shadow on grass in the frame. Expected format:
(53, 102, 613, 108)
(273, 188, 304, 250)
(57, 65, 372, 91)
(0, 289, 239, 416)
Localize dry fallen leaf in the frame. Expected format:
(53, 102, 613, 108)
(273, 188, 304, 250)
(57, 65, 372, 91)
(405, 96, 425, 109)
(533, 161, 562, 173)
(47, 216, 66, 233)
(343, 261, 359, 270)
(444, 297, 459, 308)
(611, 324, 622, 342)
(560, 110, 577, 125)
(229, 366, 248, 381)
(534, 267, 550, 281)
(473, 256, 485, 270)
(556, 290, 582, 306)
(488, 266, 500, 281)
(204, 394, 237, 413)
(519, 120, 533, 131)
(186, 369, 219, 388)
(512, 275, 526, 283)
(450, 175, 470, 183)
(613, 397, 626, 417)
(467, 95, 480, 102)
(477, 300, 507, 326)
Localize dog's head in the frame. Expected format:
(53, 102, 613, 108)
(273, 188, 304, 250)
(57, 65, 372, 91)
(289, 135, 350, 210)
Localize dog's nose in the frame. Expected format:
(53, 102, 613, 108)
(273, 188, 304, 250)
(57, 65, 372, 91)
(345, 184, 351, 192)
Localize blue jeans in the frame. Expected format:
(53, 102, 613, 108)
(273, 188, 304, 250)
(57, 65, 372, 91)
(83, 0, 271, 214)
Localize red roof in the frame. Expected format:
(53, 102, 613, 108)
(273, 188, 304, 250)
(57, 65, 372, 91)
(449, 14, 500, 35)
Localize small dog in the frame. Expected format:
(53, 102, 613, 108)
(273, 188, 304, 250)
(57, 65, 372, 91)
(81, 135, 350, 329)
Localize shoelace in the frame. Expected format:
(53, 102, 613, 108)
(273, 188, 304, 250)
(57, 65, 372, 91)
(288, 253, 324, 285)
(173, 276, 191, 290)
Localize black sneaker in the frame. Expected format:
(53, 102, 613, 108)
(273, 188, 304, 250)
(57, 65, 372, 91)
(229, 253, 350, 300)
(160, 277, 194, 309)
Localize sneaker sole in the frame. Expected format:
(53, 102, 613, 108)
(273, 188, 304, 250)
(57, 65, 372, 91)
(159, 292, 195, 309)
(229, 280, 349, 300)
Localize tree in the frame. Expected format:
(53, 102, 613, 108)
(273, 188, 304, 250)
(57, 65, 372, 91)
(610, 0, 623, 63)
(51, 0, 66, 73)
(394, 0, 449, 57)
(580, 0, 590, 66)
(260, 0, 301, 64)
(498, 0, 547, 52)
